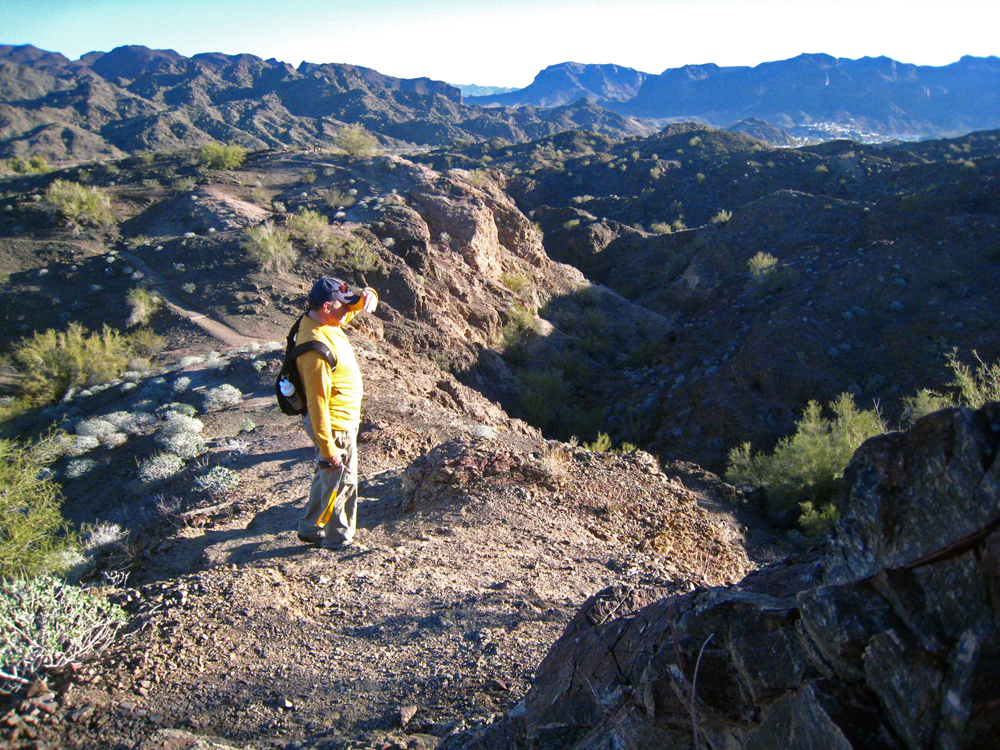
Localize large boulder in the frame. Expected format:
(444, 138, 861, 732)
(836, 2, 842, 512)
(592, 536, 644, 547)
(455, 404, 1000, 749)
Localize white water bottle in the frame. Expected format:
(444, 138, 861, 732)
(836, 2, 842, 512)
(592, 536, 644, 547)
(279, 377, 304, 412)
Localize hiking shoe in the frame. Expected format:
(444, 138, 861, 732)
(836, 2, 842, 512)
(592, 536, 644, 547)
(297, 533, 322, 546)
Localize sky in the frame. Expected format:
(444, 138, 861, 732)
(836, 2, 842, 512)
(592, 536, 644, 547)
(2, 0, 997, 88)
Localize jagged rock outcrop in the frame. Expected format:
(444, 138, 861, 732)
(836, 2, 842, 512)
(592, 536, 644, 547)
(455, 403, 1000, 749)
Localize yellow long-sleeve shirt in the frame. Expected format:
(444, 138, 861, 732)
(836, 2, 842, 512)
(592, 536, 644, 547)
(295, 292, 374, 459)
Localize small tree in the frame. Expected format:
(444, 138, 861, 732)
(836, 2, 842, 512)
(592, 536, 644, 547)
(198, 142, 247, 170)
(335, 124, 380, 157)
(726, 393, 885, 535)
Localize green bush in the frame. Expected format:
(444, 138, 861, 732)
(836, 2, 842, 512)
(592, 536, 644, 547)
(42, 180, 115, 231)
(945, 349, 1000, 408)
(711, 209, 733, 225)
(241, 222, 297, 273)
(1, 155, 49, 175)
(343, 239, 379, 272)
(726, 393, 885, 534)
(125, 287, 163, 328)
(0, 575, 126, 693)
(0, 439, 74, 580)
(287, 209, 341, 257)
(748, 251, 798, 294)
(13, 323, 139, 403)
(334, 124, 380, 157)
(501, 272, 532, 293)
(324, 188, 357, 209)
(198, 142, 247, 170)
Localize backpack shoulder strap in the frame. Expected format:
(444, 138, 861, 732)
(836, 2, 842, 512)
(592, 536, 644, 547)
(290, 340, 337, 371)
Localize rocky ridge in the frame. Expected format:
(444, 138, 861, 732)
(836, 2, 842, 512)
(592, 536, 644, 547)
(454, 403, 1000, 749)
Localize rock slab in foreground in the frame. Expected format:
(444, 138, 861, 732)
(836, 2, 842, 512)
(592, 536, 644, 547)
(454, 404, 1000, 749)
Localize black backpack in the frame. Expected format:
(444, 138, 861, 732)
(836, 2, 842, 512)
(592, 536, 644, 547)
(275, 314, 337, 416)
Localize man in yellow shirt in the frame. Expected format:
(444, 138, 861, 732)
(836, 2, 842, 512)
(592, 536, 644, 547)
(296, 277, 378, 550)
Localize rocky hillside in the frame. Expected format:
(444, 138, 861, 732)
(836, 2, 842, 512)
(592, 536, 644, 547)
(459, 403, 1000, 749)
(0, 44, 651, 162)
(412, 124, 1000, 473)
(1, 117, 999, 748)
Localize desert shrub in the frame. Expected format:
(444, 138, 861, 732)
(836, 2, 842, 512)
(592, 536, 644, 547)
(1, 154, 49, 175)
(137, 453, 185, 484)
(726, 393, 885, 534)
(194, 466, 239, 495)
(202, 384, 243, 412)
(671, 218, 687, 231)
(13, 323, 136, 404)
(748, 251, 798, 294)
(945, 349, 1000, 408)
(0, 439, 73, 579)
(125, 235, 150, 250)
(155, 430, 207, 459)
(159, 412, 204, 436)
(584, 432, 613, 452)
(324, 188, 357, 209)
(335, 124, 379, 157)
(242, 222, 297, 273)
(711, 209, 733, 225)
(899, 389, 956, 426)
(103, 411, 156, 435)
(287, 209, 341, 256)
(516, 368, 571, 435)
(0, 575, 126, 693)
(198, 142, 247, 170)
(172, 176, 196, 192)
(649, 222, 673, 235)
(500, 304, 536, 351)
(563, 219, 580, 230)
(42, 180, 115, 231)
(501, 272, 532, 292)
(125, 287, 163, 328)
(127, 327, 166, 359)
(466, 169, 491, 189)
(343, 239, 379, 272)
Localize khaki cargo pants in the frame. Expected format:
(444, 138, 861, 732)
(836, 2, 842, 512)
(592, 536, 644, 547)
(298, 417, 358, 548)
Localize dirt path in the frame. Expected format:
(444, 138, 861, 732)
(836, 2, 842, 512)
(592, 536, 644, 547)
(121, 251, 265, 349)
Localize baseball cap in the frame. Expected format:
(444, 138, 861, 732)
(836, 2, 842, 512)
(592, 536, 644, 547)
(308, 277, 361, 306)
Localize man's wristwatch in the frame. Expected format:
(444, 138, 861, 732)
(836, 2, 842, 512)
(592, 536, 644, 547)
(317, 459, 337, 469)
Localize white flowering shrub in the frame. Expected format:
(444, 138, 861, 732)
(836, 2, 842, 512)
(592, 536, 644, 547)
(75, 419, 117, 439)
(155, 430, 207, 459)
(172, 376, 192, 393)
(71, 435, 100, 456)
(103, 411, 156, 435)
(160, 413, 204, 435)
(202, 384, 242, 412)
(0, 576, 126, 693)
(137, 452, 185, 484)
(194, 466, 239, 495)
(158, 402, 198, 419)
(64, 458, 97, 480)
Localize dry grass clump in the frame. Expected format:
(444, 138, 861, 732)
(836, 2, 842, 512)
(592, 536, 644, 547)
(241, 222, 297, 273)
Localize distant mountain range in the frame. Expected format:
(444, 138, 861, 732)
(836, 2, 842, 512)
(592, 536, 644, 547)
(2, 44, 999, 162)
(469, 55, 1000, 141)
(0, 44, 650, 161)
